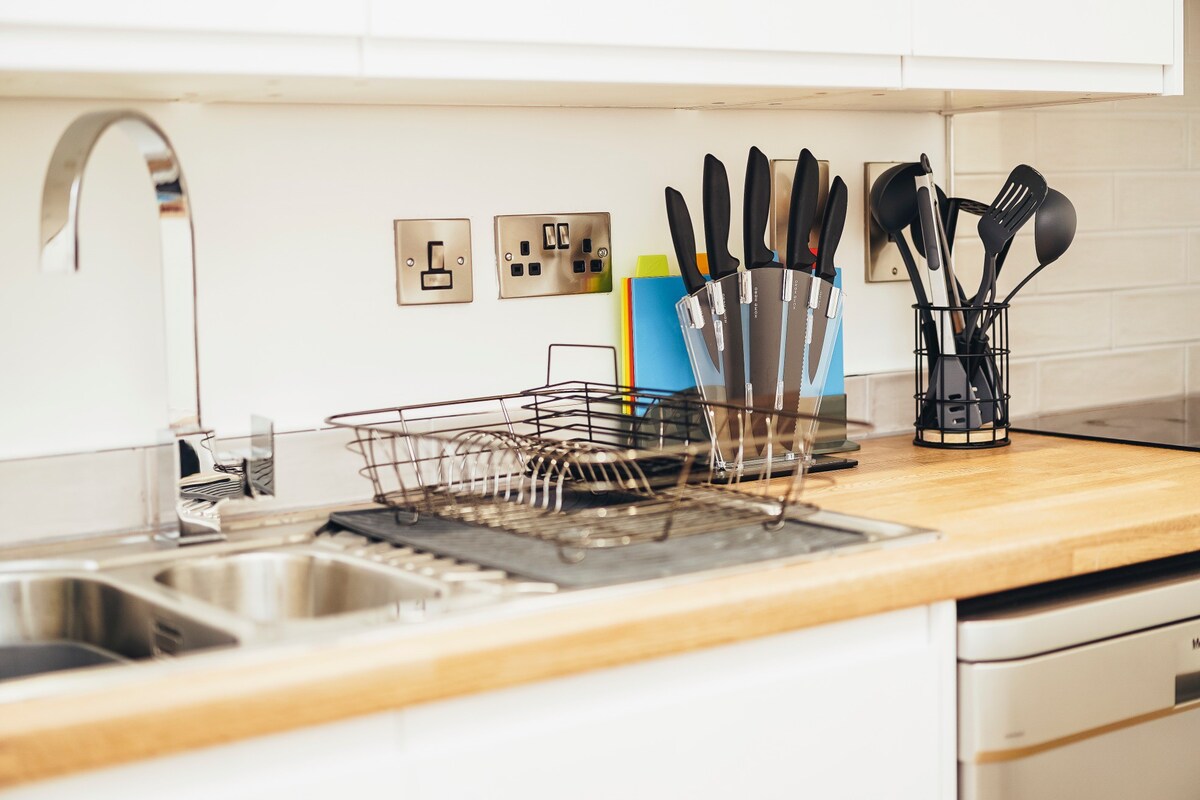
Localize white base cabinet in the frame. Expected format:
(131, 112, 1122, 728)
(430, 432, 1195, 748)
(4, 602, 957, 800)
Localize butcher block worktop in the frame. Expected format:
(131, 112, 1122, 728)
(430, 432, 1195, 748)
(4, 432, 1200, 787)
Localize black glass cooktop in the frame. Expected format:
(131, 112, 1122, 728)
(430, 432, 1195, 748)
(1015, 396, 1200, 451)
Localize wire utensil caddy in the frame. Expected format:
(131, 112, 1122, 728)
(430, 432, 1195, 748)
(325, 359, 838, 556)
(913, 302, 1010, 448)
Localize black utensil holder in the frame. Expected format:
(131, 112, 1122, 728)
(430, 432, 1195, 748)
(913, 303, 1010, 449)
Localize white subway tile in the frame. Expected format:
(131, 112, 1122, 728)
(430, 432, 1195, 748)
(1037, 347, 1184, 413)
(1189, 344, 1200, 395)
(1192, 120, 1200, 169)
(1040, 173, 1115, 232)
(1035, 115, 1187, 172)
(1009, 293, 1111, 356)
(1007, 359, 1038, 421)
(1115, 172, 1200, 228)
(0, 448, 147, 547)
(867, 371, 918, 436)
(844, 375, 869, 423)
(1113, 287, 1200, 345)
(1037, 230, 1186, 294)
(1190, 231, 1200, 283)
(953, 112, 1036, 175)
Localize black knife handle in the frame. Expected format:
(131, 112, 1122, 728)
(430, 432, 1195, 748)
(786, 149, 819, 271)
(743, 146, 776, 269)
(702, 154, 740, 279)
(815, 176, 847, 282)
(665, 187, 706, 295)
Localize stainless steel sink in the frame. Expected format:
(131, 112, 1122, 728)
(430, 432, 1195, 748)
(0, 525, 545, 688)
(0, 574, 238, 683)
(154, 550, 446, 623)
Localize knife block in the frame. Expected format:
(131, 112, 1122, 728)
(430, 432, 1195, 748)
(671, 268, 847, 474)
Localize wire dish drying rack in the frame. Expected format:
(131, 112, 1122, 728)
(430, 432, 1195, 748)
(325, 346, 862, 558)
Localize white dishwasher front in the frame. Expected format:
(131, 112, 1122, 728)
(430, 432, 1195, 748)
(958, 553, 1200, 800)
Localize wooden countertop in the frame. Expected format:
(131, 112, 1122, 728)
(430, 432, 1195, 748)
(5, 433, 1200, 787)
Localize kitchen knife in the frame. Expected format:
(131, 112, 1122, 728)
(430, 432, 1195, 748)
(743, 149, 786, 456)
(804, 176, 847, 389)
(666, 186, 722, 377)
(785, 149, 820, 272)
(777, 151, 824, 446)
(702, 154, 740, 280)
(701, 154, 747, 441)
(743, 146, 778, 269)
(665, 187, 707, 296)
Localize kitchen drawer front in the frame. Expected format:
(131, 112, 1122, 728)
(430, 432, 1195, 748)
(367, 0, 911, 57)
(911, 0, 1177, 66)
(396, 603, 957, 799)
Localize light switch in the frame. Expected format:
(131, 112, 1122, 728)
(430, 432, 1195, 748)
(542, 223, 557, 250)
(395, 219, 473, 305)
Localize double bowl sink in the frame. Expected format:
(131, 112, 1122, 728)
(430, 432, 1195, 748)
(0, 530, 528, 686)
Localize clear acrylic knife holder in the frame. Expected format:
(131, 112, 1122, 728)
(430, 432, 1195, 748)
(676, 269, 844, 476)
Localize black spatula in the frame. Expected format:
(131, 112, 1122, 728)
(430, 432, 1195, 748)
(964, 165, 1048, 346)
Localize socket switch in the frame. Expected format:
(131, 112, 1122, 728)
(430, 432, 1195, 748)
(395, 218, 473, 305)
(495, 212, 611, 299)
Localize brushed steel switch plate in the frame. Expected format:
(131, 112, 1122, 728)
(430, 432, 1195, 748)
(395, 218, 473, 305)
(864, 162, 908, 283)
(770, 158, 829, 261)
(495, 212, 611, 299)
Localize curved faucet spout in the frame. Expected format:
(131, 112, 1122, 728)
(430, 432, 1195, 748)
(39, 109, 201, 433)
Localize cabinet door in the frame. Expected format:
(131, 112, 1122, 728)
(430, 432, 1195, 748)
(0, 0, 368, 37)
(911, 0, 1176, 65)
(369, 0, 910, 57)
(1, 713, 405, 800)
(397, 603, 957, 800)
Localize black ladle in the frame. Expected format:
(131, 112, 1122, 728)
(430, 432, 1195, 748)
(869, 161, 941, 365)
(979, 188, 1076, 332)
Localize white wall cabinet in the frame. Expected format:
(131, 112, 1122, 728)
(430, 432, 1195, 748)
(3, 603, 957, 800)
(0, 0, 368, 37)
(368, 0, 910, 57)
(0, 0, 1182, 109)
(911, 0, 1176, 65)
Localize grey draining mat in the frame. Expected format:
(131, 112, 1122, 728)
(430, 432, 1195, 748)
(329, 508, 865, 589)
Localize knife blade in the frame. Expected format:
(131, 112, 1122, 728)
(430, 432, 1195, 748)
(785, 149, 820, 272)
(702, 154, 740, 280)
(805, 176, 847, 389)
(743, 146, 778, 270)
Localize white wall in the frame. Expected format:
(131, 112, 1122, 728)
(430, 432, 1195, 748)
(0, 99, 944, 461)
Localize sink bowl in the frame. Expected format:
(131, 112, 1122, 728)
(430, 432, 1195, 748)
(0, 574, 238, 683)
(154, 551, 446, 623)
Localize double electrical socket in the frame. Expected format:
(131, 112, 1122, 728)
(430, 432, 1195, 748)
(494, 212, 612, 299)
(393, 212, 613, 305)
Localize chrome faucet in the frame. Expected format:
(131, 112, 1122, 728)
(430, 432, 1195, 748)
(40, 109, 274, 544)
